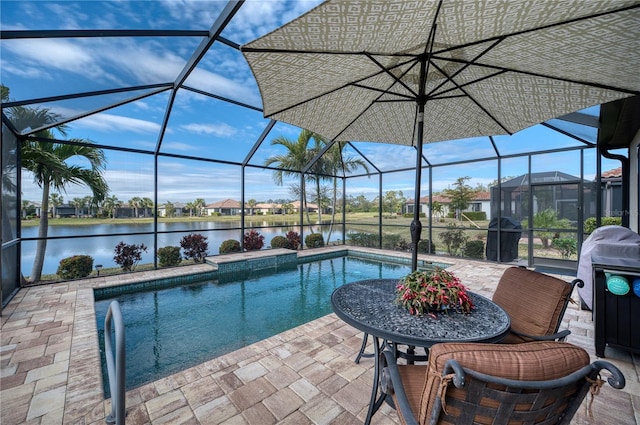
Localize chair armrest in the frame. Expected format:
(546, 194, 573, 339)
(511, 328, 571, 341)
(572, 278, 585, 289)
(592, 360, 626, 389)
(442, 359, 625, 390)
(381, 346, 419, 425)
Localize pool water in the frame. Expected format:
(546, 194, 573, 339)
(94, 255, 413, 395)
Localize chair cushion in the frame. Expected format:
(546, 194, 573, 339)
(392, 365, 428, 425)
(492, 267, 573, 341)
(418, 341, 590, 424)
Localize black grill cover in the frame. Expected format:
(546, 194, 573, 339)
(486, 217, 522, 262)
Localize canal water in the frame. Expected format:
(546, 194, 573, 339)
(20, 220, 345, 276)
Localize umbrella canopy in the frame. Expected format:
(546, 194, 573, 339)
(241, 0, 640, 268)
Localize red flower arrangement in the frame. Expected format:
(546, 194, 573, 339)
(395, 268, 475, 317)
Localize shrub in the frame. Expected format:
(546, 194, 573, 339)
(403, 212, 426, 218)
(551, 237, 578, 259)
(114, 242, 148, 271)
(243, 230, 264, 251)
(417, 239, 436, 254)
(382, 234, 408, 250)
(157, 246, 181, 267)
(56, 255, 94, 279)
(583, 216, 622, 234)
(305, 233, 325, 248)
(525, 209, 571, 248)
(180, 233, 209, 263)
(462, 240, 485, 259)
(219, 239, 241, 254)
(270, 236, 289, 249)
(347, 232, 378, 247)
(396, 239, 411, 251)
(461, 211, 487, 221)
(285, 231, 301, 250)
(438, 224, 468, 256)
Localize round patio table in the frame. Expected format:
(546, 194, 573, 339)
(331, 278, 510, 425)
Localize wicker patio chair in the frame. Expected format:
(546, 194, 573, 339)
(380, 341, 625, 425)
(492, 266, 583, 343)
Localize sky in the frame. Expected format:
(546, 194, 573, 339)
(1, 0, 624, 207)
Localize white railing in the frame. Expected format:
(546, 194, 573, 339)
(104, 300, 125, 425)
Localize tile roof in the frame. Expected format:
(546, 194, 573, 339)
(602, 167, 622, 178)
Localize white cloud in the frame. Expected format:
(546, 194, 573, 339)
(161, 1, 226, 29)
(74, 113, 162, 135)
(355, 143, 418, 171)
(4, 32, 255, 105)
(160, 141, 196, 152)
(100, 43, 184, 85)
(180, 122, 236, 137)
(184, 67, 261, 105)
(3, 38, 123, 85)
(0, 61, 51, 80)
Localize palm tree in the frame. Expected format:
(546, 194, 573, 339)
(72, 197, 85, 217)
(83, 195, 95, 217)
(531, 208, 572, 248)
(21, 200, 30, 219)
(185, 201, 195, 217)
(102, 195, 120, 218)
(49, 193, 63, 218)
(193, 198, 205, 217)
(164, 201, 175, 218)
(129, 196, 142, 218)
(142, 196, 155, 217)
(264, 129, 326, 230)
(23, 140, 108, 281)
(431, 200, 444, 221)
(282, 202, 293, 215)
(247, 199, 257, 216)
(20, 137, 108, 282)
(322, 141, 370, 243)
(9, 98, 109, 281)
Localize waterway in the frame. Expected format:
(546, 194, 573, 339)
(20, 220, 346, 276)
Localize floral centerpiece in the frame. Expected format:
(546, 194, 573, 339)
(395, 268, 474, 316)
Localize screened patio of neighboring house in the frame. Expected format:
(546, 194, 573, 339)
(1, 1, 640, 424)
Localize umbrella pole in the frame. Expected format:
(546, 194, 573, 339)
(411, 106, 425, 271)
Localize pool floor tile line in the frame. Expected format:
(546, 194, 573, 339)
(1, 247, 639, 424)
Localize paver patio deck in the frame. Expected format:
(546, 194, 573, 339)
(1, 247, 638, 424)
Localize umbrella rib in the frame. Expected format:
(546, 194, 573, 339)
(262, 53, 417, 119)
(430, 69, 508, 99)
(349, 83, 415, 101)
(364, 52, 419, 98)
(241, 46, 416, 58)
(428, 60, 512, 135)
(431, 55, 640, 96)
(425, 37, 505, 99)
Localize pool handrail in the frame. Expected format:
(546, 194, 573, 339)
(104, 300, 125, 425)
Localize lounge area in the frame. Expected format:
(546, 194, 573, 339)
(2, 1, 640, 424)
(1, 247, 638, 424)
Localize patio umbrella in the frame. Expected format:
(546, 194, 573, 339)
(241, 0, 640, 270)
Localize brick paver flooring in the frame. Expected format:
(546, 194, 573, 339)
(2, 247, 638, 424)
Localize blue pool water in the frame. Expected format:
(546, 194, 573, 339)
(94, 255, 415, 395)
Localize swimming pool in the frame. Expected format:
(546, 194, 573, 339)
(94, 254, 429, 395)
